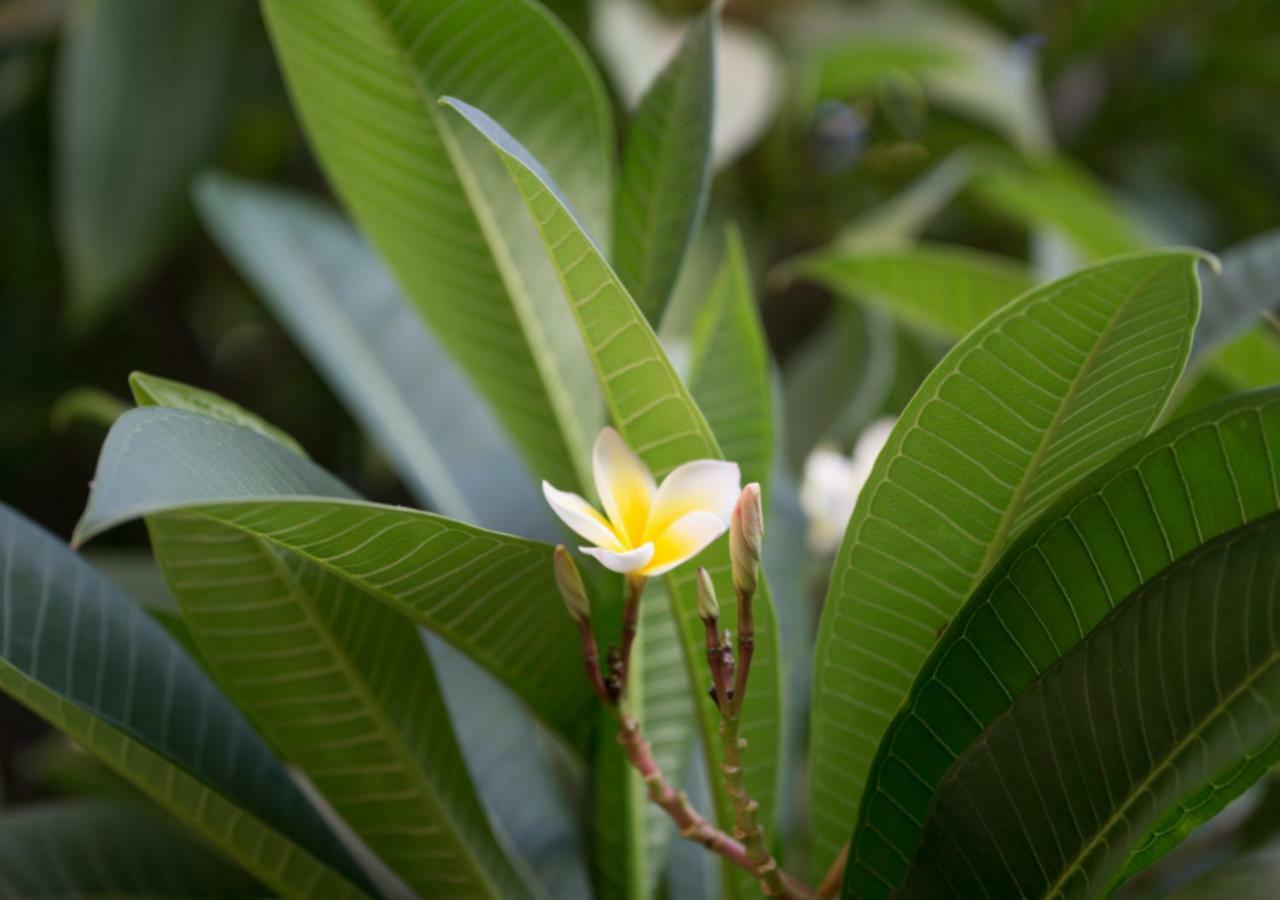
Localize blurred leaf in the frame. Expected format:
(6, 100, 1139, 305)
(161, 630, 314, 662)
(844, 389, 1280, 897)
(897, 514, 1280, 898)
(0, 503, 370, 897)
(131, 370, 306, 456)
(800, 2, 1052, 155)
(970, 156, 1152, 260)
(261, 0, 614, 495)
(56, 0, 245, 327)
(194, 174, 554, 539)
(833, 153, 977, 252)
(1172, 839, 1280, 900)
(75, 408, 596, 753)
(0, 801, 265, 897)
(689, 228, 774, 489)
(794, 242, 1036, 341)
(613, 7, 715, 324)
(809, 251, 1202, 874)
(48, 386, 127, 433)
(16, 734, 142, 804)
(1193, 230, 1280, 364)
(444, 97, 783, 898)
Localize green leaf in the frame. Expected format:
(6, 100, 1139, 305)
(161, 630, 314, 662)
(75, 407, 595, 752)
(689, 228, 774, 489)
(809, 250, 1203, 873)
(193, 173, 553, 538)
(844, 390, 1280, 897)
(442, 97, 784, 896)
(832, 154, 977, 253)
(1193, 230, 1280, 363)
(0, 503, 370, 898)
(612, 8, 715, 323)
(0, 801, 265, 898)
(261, 0, 613, 494)
(793, 243, 1037, 341)
(56, 0, 244, 327)
(895, 514, 1280, 899)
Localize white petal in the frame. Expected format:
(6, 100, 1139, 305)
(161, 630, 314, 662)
(582, 542, 655, 574)
(542, 482, 622, 550)
(646, 459, 740, 539)
(643, 510, 728, 577)
(593, 427, 656, 545)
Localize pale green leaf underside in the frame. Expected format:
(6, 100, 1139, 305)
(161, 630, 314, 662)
(795, 243, 1036, 342)
(1192, 229, 1280, 364)
(0, 504, 369, 898)
(262, 0, 614, 493)
(443, 97, 784, 894)
(193, 173, 554, 538)
(898, 514, 1280, 898)
(75, 408, 596, 752)
(0, 801, 265, 898)
(810, 251, 1202, 872)
(612, 8, 715, 323)
(843, 389, 1280, 898)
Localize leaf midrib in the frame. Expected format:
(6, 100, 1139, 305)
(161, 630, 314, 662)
(1042, 643, 1280, 897)
(973, 263, 1171, 580)
(244, 533, 507, 900)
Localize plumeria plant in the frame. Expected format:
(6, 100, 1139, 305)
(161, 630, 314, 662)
(5, 1, 1280, 900)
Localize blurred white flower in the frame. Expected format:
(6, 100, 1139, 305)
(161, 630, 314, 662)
(800, 418, 896, 555)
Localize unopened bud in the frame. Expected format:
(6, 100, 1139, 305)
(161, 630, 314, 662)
(730, 483, 763, 598)
(696, 567, 719, 622)
(554, 546, 591, 624)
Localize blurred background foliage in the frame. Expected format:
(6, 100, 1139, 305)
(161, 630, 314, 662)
(3, 0, 1280, 873)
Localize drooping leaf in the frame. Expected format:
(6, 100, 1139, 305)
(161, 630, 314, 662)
(261, 0, 614, 494)
(809, 250, 1203, 873)
(56, 0, 244, 326)
(832, 153, 977, 253)
(193, 173, 553, 538)
(443, 97, 783, 897)
(688, 227, 774, 490)
(843, 389, 1280, 897)
(0, 801, 265, 898)
(1192, 230, 1280, 364)
(0, 503, 370, 898)
(612, 7, 715, 323)
(793, 243, 1037, 341)
(75, 407, 595, 752)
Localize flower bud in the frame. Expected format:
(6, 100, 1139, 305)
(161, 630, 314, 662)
(730, 483, 763, 598)
(696, 567, 719, 623)
(554, 546, 591, 624)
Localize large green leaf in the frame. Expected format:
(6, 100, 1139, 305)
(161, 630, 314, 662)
(261, 0, 613, 494)
(1192, 230, 1280, 364)
(793, 243, 1036, 341)
(809, 250, 1203, 873)
(895, 514, 1280, 898)
(612, 8, 715, 323)
(0, 801, 265, 898)
(688, 228, 774, 490)
(443, 97, 784, 897)
(193, 173, 553, 538)
(56, 0, 244, 326)
(843, 389, 1280, 897)
(75, 407, 596, 752)
(0, 503, 370, 898)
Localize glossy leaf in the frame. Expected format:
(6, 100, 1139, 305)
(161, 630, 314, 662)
(688, 228, 774, 489)
(810, 251, 1203, 872)
(56, 0, 244, 326)
(75, 407, 596, 752)
(794, 243, 1036, 341)
(443, 97, 783, 896)
(0, 801, 265, 898)
(262, 0, 613, 494)
(845, 389, 1280, 897)
(613, 8, 715, 323)
(0, 503, 370, 898)
(193, 173, 553, 538)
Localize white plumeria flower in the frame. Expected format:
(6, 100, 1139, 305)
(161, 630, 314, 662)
(543, 428, 741, 577)
(800, 417, 897, 555)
